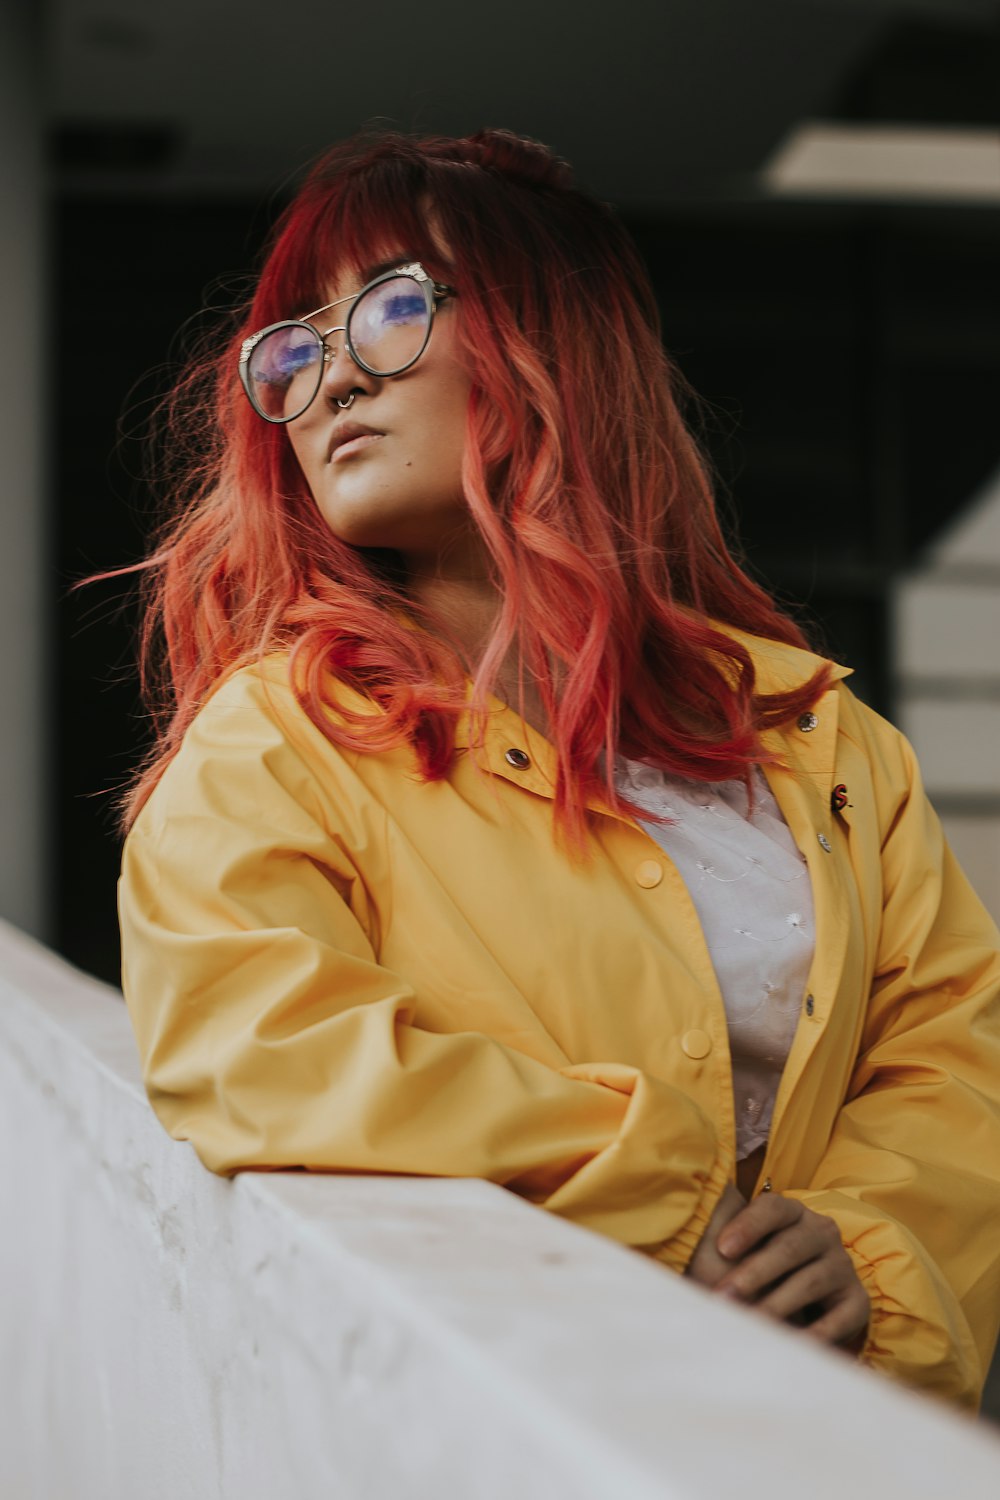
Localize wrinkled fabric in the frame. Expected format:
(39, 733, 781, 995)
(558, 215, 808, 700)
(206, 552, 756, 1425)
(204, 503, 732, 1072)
(119, 627, 1000, 1407)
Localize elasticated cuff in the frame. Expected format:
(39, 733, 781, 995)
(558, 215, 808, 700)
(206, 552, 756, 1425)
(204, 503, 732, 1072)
(654, 1146, 735, 1274)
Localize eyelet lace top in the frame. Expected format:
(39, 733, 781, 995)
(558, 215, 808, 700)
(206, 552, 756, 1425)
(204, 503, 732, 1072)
(613, 758, 815, 1160)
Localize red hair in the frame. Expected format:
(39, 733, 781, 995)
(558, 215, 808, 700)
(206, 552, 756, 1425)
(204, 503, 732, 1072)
(122, 127, 830, 844)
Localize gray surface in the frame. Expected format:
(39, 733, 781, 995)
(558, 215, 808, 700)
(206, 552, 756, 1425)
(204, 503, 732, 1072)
(3, 918, 1000, 1498)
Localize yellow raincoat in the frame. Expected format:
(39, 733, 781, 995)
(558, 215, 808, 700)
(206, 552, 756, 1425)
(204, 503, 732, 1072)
(119, 629, 1000, 1406)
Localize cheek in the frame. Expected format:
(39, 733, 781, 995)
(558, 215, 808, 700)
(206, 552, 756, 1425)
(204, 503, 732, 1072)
(284, 427, 323, 498)
(426, 410, 467, 490)
(284, 426, 307, 473)
(392, 435, 464, 497)
(392, 377, 469, 486)
(435, 377, 473, 472)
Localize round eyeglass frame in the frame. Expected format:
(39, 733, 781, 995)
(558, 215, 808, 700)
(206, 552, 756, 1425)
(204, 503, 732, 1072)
(238, 261, 456, 425)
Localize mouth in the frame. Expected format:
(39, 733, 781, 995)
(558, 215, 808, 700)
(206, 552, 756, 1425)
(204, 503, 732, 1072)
(328, 421, 385, 462)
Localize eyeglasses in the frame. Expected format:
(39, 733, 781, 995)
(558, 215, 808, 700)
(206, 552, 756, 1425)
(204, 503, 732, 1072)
(238, 261, 456, 424)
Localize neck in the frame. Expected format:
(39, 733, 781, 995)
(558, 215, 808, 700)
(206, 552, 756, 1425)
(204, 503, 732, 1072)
(403, 546, 550, 737)
(404, 542, 499, 662)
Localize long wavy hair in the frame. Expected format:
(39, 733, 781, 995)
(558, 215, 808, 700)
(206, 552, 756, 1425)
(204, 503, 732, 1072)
(122, 127, 829, 844)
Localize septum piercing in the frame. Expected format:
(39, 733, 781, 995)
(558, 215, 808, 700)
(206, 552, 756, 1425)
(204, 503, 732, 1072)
(325, 332, 356, 409)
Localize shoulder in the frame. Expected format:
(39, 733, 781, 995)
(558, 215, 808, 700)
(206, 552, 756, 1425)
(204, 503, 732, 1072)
(833, 681, 920, 801)
(191, 654, 370, 736)
(726, 623, 923, 811)
(184, 655, 297, 737)
(135, 657, 379, 840)
(171, 657, 325, 780)
(121, 660, 387, 931)
(719, 623, 906, 761)
(180, 653, 389, 759)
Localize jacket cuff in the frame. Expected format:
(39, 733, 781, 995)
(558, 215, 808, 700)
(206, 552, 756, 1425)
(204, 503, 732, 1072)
(654, 1147, 734, 1274)
(781, 1187, 983, 1408)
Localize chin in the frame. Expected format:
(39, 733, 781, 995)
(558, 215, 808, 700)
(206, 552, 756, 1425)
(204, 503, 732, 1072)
(319, 502, 472, 558)
(317, 500, 401, 550)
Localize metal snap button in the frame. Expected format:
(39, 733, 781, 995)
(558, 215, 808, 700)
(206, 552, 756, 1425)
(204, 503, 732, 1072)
(797, 711, 819, 733)
(504, 747, 530, 769)
(681, 1029, 712, 1059)
(635, 859, 664, 889)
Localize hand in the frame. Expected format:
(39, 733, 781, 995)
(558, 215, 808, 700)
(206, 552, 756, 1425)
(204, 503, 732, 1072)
(685, 1183, 747, 1289)
(714, 1194, 870, 1350)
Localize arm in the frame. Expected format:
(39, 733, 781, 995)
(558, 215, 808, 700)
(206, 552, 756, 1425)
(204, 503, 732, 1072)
(119, 675, 732, 1269)
(782, 718, 1000, 1405)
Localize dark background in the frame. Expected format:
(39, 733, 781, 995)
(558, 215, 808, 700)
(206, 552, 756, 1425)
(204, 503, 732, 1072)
(50, 5, 1000, 984)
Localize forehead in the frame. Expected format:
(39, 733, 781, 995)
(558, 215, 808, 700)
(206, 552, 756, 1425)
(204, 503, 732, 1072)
(296, 198, 454, 312)
(334, 251, 420, 297)
(265, 170, 453, 322)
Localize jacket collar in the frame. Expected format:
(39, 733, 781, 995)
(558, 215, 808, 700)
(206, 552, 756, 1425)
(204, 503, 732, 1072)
(458, 625, 851, 807)
(705, 623, 852, 696)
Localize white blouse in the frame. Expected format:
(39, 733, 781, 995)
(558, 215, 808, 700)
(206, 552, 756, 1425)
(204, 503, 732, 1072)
(613, 758, 815, 1159)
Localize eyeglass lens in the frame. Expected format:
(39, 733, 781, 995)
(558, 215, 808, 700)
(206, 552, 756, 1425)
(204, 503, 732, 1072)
(246, 275, 432, 422)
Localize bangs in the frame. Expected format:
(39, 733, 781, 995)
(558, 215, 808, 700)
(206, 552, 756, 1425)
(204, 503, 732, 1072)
(254, 156, 454, 326)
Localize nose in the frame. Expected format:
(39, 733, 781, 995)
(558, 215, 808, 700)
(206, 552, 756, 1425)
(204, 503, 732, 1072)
(319, 325, 378, 408)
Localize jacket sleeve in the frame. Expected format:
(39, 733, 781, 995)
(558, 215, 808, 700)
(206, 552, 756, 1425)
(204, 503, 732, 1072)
(118, 678, 731, 1271)
(784, 709, 1000, 1408)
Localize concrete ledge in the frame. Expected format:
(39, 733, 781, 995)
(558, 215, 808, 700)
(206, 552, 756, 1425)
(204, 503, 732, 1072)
(2, 920, 999, 1499)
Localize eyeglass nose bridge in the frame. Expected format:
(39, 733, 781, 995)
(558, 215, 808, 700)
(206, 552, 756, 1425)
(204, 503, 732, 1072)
(318, 322, 348, 366)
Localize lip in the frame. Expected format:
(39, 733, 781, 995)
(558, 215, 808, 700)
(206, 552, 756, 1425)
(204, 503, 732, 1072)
(327, 421, 385, 462)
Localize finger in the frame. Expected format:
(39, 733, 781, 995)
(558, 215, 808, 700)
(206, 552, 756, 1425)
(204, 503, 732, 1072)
(754, 1256, 850, 1321)
(720, 1203, 843, 1289)
(716, 1212, 839, 1296)
(716, 1218, 827, 1299)
(805, 1288, 871, 1349)
(685, 1237, 732, 1290)
(716, 1195, 802, 1260)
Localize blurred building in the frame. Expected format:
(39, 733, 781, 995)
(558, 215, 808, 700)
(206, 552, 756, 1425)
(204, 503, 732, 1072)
(6, 0, 1000, 970)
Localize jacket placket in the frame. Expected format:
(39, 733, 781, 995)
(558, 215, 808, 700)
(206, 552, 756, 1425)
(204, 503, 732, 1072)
(756, 686, 868, 1190)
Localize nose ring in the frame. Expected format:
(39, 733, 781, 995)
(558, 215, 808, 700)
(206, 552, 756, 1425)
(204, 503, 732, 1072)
(337, 393, 356, 410)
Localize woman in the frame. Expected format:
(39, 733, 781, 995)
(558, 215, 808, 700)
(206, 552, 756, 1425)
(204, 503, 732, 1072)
(117, 128, 1000, 1407)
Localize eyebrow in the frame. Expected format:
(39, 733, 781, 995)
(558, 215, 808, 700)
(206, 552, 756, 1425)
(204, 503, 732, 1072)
(294, 254, 434, 323)
(357, 253, 421, 283)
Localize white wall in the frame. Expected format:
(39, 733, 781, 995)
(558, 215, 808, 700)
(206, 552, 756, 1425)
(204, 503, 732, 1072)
(895, 468, 1000, 923)
(0, 2, 46, 938)
(2, 920, 999, 1500)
